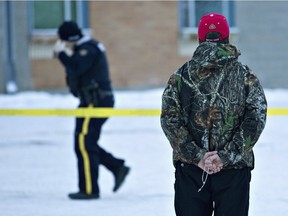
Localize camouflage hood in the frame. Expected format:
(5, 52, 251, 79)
(192, 42, 241, 69)
(161, 42, 267, 169)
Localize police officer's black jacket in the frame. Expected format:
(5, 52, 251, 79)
(58, 36, 113, 105)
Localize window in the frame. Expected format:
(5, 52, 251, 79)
(28, 0, 89, 36)
(177, 0, 237, 56)
(178, 0, 236, 35)
(28, 1, 89, 59)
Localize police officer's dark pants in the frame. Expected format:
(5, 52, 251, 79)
(174, 162, 251, 216)
(74, 97, 124, 195)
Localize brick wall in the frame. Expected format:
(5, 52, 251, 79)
(31, 59, 66, 89)
(31, 1, 189, 90)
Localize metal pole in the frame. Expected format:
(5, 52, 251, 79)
(3, 0, 18, 93)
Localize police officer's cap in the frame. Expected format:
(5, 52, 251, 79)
(58, 21, 83, 42)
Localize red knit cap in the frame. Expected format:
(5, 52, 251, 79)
(198, 13, 230, 41)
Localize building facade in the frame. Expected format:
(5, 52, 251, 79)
(0, 1, 288, 93)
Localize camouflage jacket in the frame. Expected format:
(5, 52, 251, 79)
(160, 42, 267, 169)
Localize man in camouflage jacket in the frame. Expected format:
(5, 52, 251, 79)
(161, 13, 267, 216)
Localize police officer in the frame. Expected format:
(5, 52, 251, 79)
(53, 21, 130, 200)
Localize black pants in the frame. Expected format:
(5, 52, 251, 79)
(74, 96, 124, 195)
(174, 162, 251, 216)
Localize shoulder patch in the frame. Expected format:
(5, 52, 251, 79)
(79, 49, 88, 56)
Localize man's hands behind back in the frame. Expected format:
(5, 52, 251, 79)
(198, 151, 224, 174)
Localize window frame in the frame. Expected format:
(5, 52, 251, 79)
(28, 0, 90, 36)
(178, 0, 238, 36)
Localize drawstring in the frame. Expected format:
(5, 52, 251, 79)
(198, 167, 209, 192)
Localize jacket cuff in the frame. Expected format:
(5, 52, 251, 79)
(218, 150, 231, 167)
(192, 148, 206, 165)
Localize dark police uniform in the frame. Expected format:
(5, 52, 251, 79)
(57, 36, 128, 198)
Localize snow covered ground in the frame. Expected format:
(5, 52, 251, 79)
(0, 88, 287, 216)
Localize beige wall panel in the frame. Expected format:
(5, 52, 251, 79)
(89, 1, 188, 89)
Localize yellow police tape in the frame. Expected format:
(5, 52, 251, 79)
(0, 108, 286, 117)
(0, 108, 161, 117)
(267, 108, 288, 116)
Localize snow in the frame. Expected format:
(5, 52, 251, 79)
(0, 88, 287, 216)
